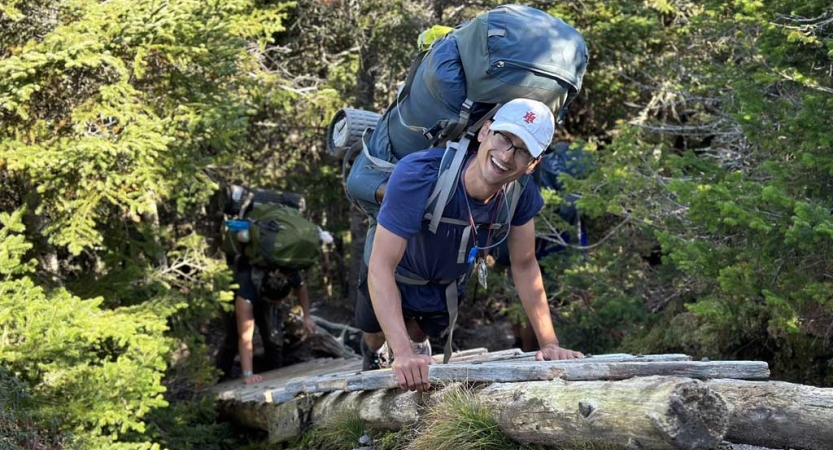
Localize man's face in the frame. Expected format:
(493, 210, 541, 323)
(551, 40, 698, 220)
(473, 121, 540, 188)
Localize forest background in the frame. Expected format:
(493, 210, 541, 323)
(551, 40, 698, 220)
(1, 0, 832, 448)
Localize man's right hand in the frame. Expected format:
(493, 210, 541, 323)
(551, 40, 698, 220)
(392, 352, 433, 392)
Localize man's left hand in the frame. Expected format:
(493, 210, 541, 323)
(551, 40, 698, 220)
(535, 343, 584, 361)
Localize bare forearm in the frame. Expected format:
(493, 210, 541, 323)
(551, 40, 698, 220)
(238, 336, 254, 373)
(367, 265, 412, 357)
(295, 285, 311, 317)
(512, 261, 558, 346)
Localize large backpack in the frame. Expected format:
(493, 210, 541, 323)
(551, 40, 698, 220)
(330, 5, 588, 221)
(220, 185, 319, 270)
(242, 204, 319, 269)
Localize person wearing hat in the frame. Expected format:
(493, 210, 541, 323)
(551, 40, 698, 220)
(356, 98, 584, 392)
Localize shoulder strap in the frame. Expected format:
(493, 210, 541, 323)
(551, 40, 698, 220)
(504, 176, 526, 225)
(425, 137, 470, 233)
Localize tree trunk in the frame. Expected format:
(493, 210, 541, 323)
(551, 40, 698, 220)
(23, 193, 62, 286)
(226, 377, 730, 449)
(141, 191, 168, 269)
(481, 377, 728, 450)
(706, 379, 833, 450)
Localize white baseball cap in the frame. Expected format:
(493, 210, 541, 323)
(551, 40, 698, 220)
(489, 98, 555, 158)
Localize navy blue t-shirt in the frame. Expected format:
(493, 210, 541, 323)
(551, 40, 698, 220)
(377, 148, 544, 312)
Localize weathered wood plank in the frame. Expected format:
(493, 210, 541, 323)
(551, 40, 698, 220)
(216, 358, 361, 403)
(552, 360, 769, 381)
(707, 379, 833, 450)
(433, 347, 489, 363)
(221, 356, 764, 404)
(441, 348, 524, 363)
(344, 360, 769, 391)
(486, 353, 693, 364)
(287, 349, 691, 393)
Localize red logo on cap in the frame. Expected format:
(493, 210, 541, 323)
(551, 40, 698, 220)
(524, 111, 536, 124)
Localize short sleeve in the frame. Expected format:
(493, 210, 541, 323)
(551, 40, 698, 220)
(233, 266, 259, 302)
(288, 269, 305, 289)
(377, 151, 442, 239)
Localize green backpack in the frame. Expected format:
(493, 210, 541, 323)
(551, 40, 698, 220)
(224, 203, 320, 270)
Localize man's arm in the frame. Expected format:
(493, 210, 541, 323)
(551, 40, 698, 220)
(507, 218, 583, 360)
(234, 296, 263, 384)
(368, 224, 433, 391)
(293, 283, 315, 337)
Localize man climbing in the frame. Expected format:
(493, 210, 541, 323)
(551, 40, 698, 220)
(215, 186, 325, 384)
(355, 98, 584, 392)
(218, 258, 316, 384)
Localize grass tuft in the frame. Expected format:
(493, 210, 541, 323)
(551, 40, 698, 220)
(406, 385, 517, 450)
(293, 408, 365, 450)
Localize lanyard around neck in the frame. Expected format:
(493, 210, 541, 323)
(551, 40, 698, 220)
(460, 156, 510, 263)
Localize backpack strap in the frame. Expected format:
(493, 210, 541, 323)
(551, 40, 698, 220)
(504, 178, 525, 224)
(360, 128, 396, 173)
(426, 98, 473, 145)
(556, 94, 576, 125)
(426, 137, 470, 233)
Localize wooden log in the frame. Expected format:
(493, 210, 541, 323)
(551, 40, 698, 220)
(219, 396, 309, 444)
(310, 389, 424, 431)
(231, 377, 730, 448)
(481, 376, 729, 450)
(706, 379, 833, 450)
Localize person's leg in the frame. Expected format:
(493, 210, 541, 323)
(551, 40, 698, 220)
(519, 321, 538, 352)
(410, 311, 450, 357)
(253, 299, 284, 371)
(216, 306, 240, 381)
(405, 319, 427, 343)
(355, 265, 391, 370)
(235, 296, 262, 384)
(363, 331, 386, 350)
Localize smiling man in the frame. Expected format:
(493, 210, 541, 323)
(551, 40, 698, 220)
(356, 98, 584, 392)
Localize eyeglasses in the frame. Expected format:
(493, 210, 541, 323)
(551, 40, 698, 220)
(492, 131, 535, 165)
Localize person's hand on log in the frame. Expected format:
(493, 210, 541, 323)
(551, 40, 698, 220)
(392, 350, 433, 392)
(242, 371, 262, 384)
(536, 342, 584, 361)
(301, 316, 317, 339)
